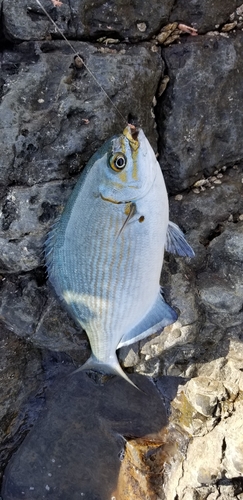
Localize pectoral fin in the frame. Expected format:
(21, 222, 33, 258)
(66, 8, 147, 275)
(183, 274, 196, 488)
(116, 202, 137, 240)
(165, 221, 195, 257)
(117, 293, 177, 348)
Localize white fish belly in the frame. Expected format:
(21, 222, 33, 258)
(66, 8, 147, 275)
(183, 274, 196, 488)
(56, 164, 168, 362)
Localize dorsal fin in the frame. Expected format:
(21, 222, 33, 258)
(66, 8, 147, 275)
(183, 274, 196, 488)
(165, 221, 195, 257)
(44, 216, 61, 278)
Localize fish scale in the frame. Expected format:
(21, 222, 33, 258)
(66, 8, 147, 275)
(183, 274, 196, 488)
(66, 197, 145, 351)
(46, 126, 194, 386)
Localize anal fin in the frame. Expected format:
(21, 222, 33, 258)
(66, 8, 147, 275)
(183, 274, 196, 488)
(117, 293, 177, 349)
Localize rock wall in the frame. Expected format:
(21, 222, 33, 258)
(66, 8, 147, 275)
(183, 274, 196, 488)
(0, 0, 243, 498)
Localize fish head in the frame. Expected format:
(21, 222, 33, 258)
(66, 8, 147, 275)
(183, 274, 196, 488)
(99, 125, 157, 203)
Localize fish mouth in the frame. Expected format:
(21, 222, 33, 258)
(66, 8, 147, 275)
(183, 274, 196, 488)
(123, 124, 140, 151)
(127, 113, 140, 141)
(128, 124, 139, 141)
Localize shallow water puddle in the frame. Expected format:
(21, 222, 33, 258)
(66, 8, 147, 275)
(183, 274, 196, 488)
(1, 372, 168, 500)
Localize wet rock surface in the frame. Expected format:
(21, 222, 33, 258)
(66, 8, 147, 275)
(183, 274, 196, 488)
(0, 325, 44, 484)
(0, 0, 243, 499)
(1, 373, 168, 500)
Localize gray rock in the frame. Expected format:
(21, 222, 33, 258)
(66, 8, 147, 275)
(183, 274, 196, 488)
(0, 272, 91, 354)
(0, 40, 162, 191)
(119, 343, 140, 368)
(184, 427, 225, 485)
(3, 0, 76, 41)
(32, 295, 89, 356)
(162, 359, 243, 499)
(197, 220, 243, 329)
(158, 32, 243, 192)
(3, 0, 174, 42)
(184, 376, 226, 417)
(209, 222, 243, 269)
(74, 0, 174, 41)
(0, 275, 46, 338)
(222, 401, 243, 478)
(0, 181, 74, 272)
(199, 279, 243, 314)
(169, 166, 243, 239)
(169, 1, 243, 33)
(1, 2, 243, 498)
(169, 397, 243, 499)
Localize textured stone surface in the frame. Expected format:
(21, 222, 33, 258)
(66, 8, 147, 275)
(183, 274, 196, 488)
(0, 325, 43, 483)
(223, 400, 243, 478)
(0, 181, 74, 272)
(157, 32, 243, 192)
(184, 377, 226, 417)
(161, 365, 243, 499)
(3, 0, 174, 42)
(1, 1, 243, 499)
(3, 0, 242, 42)
(0, 274, 89, 356)
(169, 0, 243, 33)
(0, 40, 162, 192)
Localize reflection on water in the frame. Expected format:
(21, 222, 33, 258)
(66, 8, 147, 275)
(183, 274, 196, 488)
(2, 372, 168, 500)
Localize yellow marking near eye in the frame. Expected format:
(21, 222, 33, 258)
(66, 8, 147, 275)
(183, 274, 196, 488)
(132, 152, 138, 181)
(121, 138, 126, 155)
(113, 181, 124, 190)
(119, 170, 127, 183)
(122, 126, 139, 181)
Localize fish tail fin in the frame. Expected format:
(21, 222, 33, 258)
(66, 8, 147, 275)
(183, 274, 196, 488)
(109, 358, 140, 391)
(72, 354, 140, 390)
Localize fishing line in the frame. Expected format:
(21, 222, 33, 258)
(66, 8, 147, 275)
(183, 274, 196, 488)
(35, 0, 128, 125)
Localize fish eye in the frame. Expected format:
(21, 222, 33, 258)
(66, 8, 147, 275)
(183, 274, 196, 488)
(109, 153, 127, 172)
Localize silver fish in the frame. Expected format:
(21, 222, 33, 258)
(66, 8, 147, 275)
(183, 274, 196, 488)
(45, 125, 194, 386)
